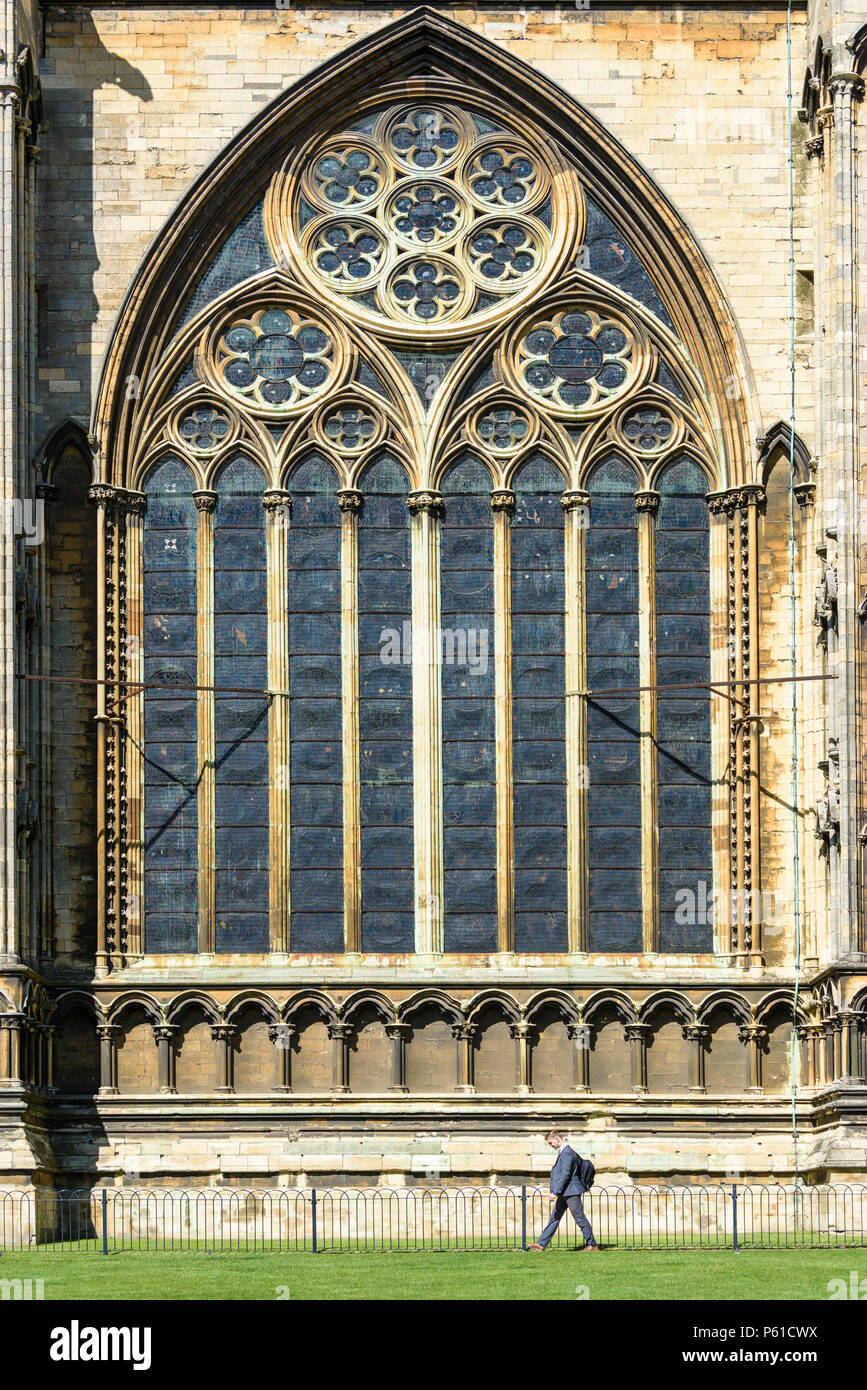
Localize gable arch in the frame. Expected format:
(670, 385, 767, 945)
(92, 8, 755, 493)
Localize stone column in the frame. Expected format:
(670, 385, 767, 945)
(831, 1015, 844, 1082)
(510, 1020, 536, 1094)
(796, 1024, 815, 1088)
(0, 1011, 23, 1085)
(408, 491, 444, 955)
(329, 1022, 353, 1094)
(822, 1019, 836, 1084)
(683, 1024, 709, 1092)
(625, 1022, 650, 1093)
(337, 489, 363, 952)
(153, 1024, 178, 1095)
(193, 490, 217, 955)
(635, 491, 660, 952)
(97, 1023, 120, 1095)
(268, 1022, 295, 1093)
(491, 489, 515, 953)
(385, 1022, 410, 1093)
(562, 490, 589, 951)
(839, 1010, 863, 1081)
(123, 492, 147, 959)
(452, 1022, 477, 1093)
(568, 1022, 591, 1092)
(211, 1023, 238, 1094)
(0, 83, 20, 965)
(88, 484, 119, 978)
(42, 1023, 55, 1092)
(739, 1024, 767, 1092)
(263, 490, 292, 955)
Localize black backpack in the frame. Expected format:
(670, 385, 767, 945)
(577, 1155, 595, 1191)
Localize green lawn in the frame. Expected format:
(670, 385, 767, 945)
(0, 1248, 856, 1300)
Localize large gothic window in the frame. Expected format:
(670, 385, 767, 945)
(126, 93, 721, 959)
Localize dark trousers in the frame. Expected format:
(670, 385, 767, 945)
(538, 1193, 597, 1248)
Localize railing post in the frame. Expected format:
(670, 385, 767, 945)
(311, 1188, 317, 1254)
(732, 1183, 738, 1253)
(101, 1188, 108, 1256)
(521, 1185, 527, 1251)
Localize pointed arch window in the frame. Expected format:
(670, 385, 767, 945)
(117, 72, 731, 963)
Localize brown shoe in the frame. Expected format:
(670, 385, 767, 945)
(526, 1243, 547, 1252)
(580, 1244, 600, 1252)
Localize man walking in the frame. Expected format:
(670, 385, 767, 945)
(528, 1130, 599, 1252)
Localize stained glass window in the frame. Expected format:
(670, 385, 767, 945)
(511, 456, 567, 952)
(213, 455, 269, 952)
(655, 457, 713, 952)
(441, 457, 496, 952)
(358, 455, 414, 951)
(143, 457, 199, 952)
(585, 455, 642, 951)
(287, 455, 344, 951)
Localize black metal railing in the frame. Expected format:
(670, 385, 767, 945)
(1, 1184, 865, 1253)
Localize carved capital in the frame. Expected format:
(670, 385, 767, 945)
(123, 490, 148, 517)
(328, 1022, 355, 1042)
(490, 488, 516, 514)
(210, 1024, 238, 1043)
(262, 488, 292, 515)
(829, 71, 865, 102)
(509, 1021, 537, 1042)
(268, 1023, 296, 1048)
(804, 134, 824, 159)
(682, 1024, 709, 1044)
(192, 490, 218, 514)
(152, 1024, 178, 1044)
(87, 483, 120, 510)
(407, 489, 444, 517)
(793, 482, 816, 512)
(705, 491, 730, 517)
(561, 489, 590, 513)
(634, 489, 660, 515)
(451, 1023, 478, 1043)
(35, 481, 56, 503)
(336, 487, 363, 514)
(96, 1024, 121, 1042)
(385, 1022, 412, 1041)
(738, 1025, 768, 1046)
(624, 1023, 651, 1043)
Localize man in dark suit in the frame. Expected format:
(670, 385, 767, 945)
(527, 1130, 599, 1252)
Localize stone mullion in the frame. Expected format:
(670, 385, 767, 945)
(264, 491, 291, 955)
(124, 496, 146, 958)
(408, 491, 443, 956)
(683, 1024, 708, 1092)
(740, 1023, 766, 1092)
(625, 1022, 650, 1093)
(707, 497, 732, 955)
(453, 1022, 477, 1093)
(511, 1020, 535, 1094)
(492, 492, 514, 954)
(568, 1022, 591, 1092)
(337, 489, 362, 953)
(636, 492, 659, 953)
(562, 491, 588, 952)
(193, 492, 217, 956)
(211, 1023, 237, 1093)
(329, 1021, 352, 1094)
(385, 1021, 410, 1092)
(97, 1023, 120, 1095)
(153, 1023, 178, 1094)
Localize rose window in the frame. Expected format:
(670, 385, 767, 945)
(178, 406, 231, 452)
(322, 405, 378, 452)
(217, 308, 333, 410)
(290, 103, 559, 328)
(621, 406, 675, 453)
(386, 257, 468, 322)
(309, 221, 386, 284)
(477, 407, 531, 452)
(518, 310, 636, 412)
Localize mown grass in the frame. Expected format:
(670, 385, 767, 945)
(0, 1247, 856, 1300)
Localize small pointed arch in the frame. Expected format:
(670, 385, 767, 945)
(49, 991, 106, 1028)
(210, 449, 268, 496)
(341, 991, 396, 1027)
(398, 989, 463, 1027)
(0, 988, 13, 1012)
(93, 8, 755, 493)
(757, 421, 815, 489)
(651, 450, 716, 498)
(142, 453, 203, 500)
(524, 990, 580, 1026)
(165, 991, 222, 1026)
(849, 24, 867, 74)
(506, 449, 568, 494)
(37, 420, 95, 488)
(696, 991, 752, 1028)
(357, 449, 416, 496)
(437, 451, 496, 498)
(638, 992, 694, 1026)
(755, 991, 809, 1027)
(224, 991, 280, 1026)
(465, 989, 522, 1027)
(283, 990, 338, 1027)
(106, 992, 162, 1027)
(582, 448, 643, 495)
(583, 990, 637, 1026)
(283, 448, 344, 497)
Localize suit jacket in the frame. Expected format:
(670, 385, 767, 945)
(550, 1143, 586, 1197)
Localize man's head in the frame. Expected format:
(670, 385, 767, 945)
(544, 1129, 566, 1151)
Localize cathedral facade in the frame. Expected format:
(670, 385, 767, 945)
(0, 0, 865, 1190)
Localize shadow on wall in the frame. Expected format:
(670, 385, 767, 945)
(38, 12, 152, 443)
